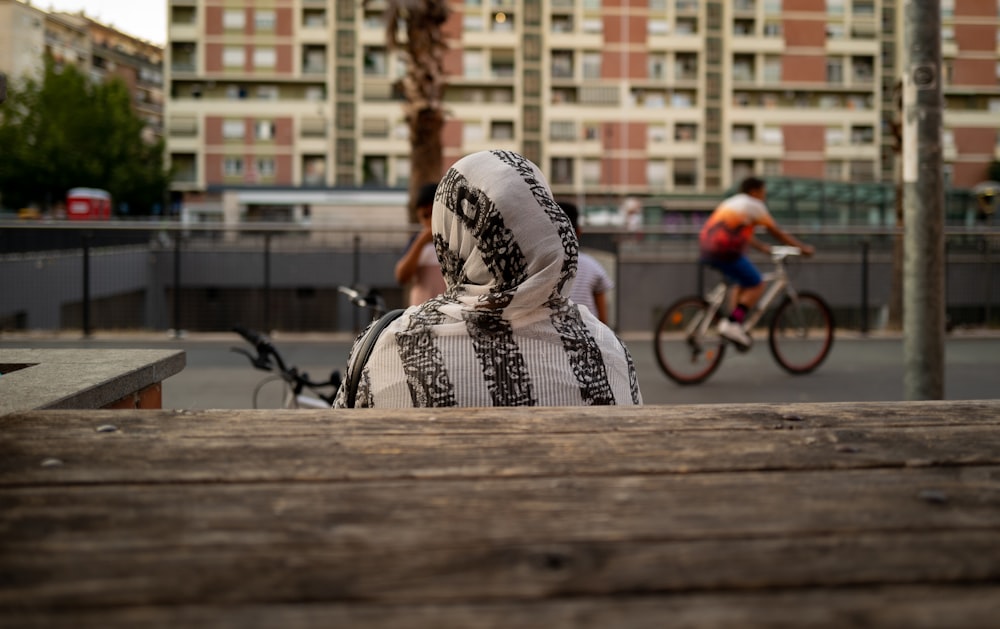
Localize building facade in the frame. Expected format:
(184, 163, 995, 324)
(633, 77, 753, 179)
(164, 0, 1000, 209)
(0, 1, 164, 141)
(0, 0, 47, 81)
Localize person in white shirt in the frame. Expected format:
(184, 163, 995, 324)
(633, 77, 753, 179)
(559, 201, 613, 324)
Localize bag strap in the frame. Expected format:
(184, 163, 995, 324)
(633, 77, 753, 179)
(345, 308, 405, 408)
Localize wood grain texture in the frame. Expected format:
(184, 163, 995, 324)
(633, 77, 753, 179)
(1, 401, 999, 627)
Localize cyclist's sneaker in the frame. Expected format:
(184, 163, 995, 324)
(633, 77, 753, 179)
(718, 319, 752, 351)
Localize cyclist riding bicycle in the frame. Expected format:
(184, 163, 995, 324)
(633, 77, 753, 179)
(699, 176, 815, 349)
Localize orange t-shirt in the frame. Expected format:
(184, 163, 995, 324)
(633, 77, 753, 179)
(699, 193, 776, 261)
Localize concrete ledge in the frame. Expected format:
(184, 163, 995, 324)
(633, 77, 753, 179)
(0, 349, 185, 415)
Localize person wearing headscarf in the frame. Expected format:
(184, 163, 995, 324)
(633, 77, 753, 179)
(333, 150, 642, 408)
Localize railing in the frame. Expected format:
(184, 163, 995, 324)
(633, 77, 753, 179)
(0, 221, 997, 336)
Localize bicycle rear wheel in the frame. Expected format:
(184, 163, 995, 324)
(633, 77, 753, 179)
(768, 292, 834, 374)
(654, 297, 727, 385)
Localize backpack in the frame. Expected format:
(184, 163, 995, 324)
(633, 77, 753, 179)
(344, 308, 405, 408)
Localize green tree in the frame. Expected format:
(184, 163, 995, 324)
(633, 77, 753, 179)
(0, 59, 169, 216)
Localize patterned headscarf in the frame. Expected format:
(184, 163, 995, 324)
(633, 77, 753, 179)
(334, 150, 642, 408)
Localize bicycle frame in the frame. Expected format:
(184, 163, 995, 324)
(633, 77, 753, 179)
(701, 247, 801, 335)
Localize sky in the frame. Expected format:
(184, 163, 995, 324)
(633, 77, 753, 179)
(40, 0, 167, 45)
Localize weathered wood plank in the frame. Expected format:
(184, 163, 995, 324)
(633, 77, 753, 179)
(2, 531, 998, 608)
(2, 424, 998, 484)
(3, 467, 997, 553)
(2, 400, 998, 440)
(3, 585, 1000, 629)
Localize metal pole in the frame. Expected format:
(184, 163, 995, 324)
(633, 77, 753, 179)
(264, 233, 272, 333)
(353, 234, 361, 333)
(172, 232, 182, 338)
(902, 0, 945, 400)
(860, 239, 869, 335)
(82, 233, 91, 337)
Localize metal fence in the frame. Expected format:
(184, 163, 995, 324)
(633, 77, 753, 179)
(1, 221, 997, 335)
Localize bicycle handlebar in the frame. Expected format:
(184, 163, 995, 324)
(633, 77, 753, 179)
(337, 285, 386, 317)
(231, 325, 341, 395)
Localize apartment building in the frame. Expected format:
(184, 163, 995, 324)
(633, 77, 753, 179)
(164, 0, 1000, 212)
(0, 0, 47, 81)
(0, 1, 164, 141)
(59, 14, 166, 140)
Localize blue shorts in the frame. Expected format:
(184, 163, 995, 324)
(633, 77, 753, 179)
(703, 255, 762, 288)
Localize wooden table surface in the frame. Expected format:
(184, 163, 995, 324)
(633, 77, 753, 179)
(2, 400, 999, 628)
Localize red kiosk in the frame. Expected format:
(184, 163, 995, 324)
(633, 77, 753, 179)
(66, 188, 112, 220)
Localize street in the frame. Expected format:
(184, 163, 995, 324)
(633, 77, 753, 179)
(2, 328, 997, 408)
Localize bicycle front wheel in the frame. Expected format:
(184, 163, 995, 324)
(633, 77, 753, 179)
(654, 297, 727, 385)
(768, 292, 834, 375)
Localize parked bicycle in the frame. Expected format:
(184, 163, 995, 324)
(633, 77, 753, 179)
(654, 246, 834, 385)
(231, 285, 387, 408)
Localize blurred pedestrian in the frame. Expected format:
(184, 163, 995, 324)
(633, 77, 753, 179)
(394, 182, 446, 306)
(559, 200, 613, 324)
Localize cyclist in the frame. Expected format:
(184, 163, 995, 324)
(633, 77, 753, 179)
(699, 176, 814, 349)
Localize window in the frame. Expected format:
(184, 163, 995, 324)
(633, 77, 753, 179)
(492, 11, 515, 32)
(550, 157, 574, 185)
(825, 126, 846, 145)
(223, 9, 245, 30)
(256, 157, 275, 177)
(731, 125, 754, 143)
(256, 120, 276, 141)
(673, 159, 697, 187)
(647, 160, 667, 188)
(253, 48, 276, 69)
(223, 47, 245, 67)
(582, 52, 602, 79)
(582, 18, 602, 34)
(464, 15, 484, 31)
(226, 85, 248, 100)
(364, 47, 387, 76)
(675, 123, 697, 141)
(362, 155, 388, 185)
(551, 50, 574, 78)
(583, 159, 601, 185)
(463, 121, 485, 143)
(827, 0, 844, 14)
(255, 10, 276, 31)
(850, 125, 874, 144)
(761, 126, 783, 144)
(550, 120, 576, 141)
(222, 120, 244, 139)
(648, 54, 666, 79)
(826, 58, 844, 83)
(732, 159, 754, 183)
(463, 50, 484, 78)
(257, 85, 278, 100)
(223, 157, 244, 177)
(763, 56, 781, 82)
(648, 124, 668, 143)
(825, 161, 843, 181)
(491, 120, 514, 140)
(675, 52, 697, 80)
(648, 19, 669, 35)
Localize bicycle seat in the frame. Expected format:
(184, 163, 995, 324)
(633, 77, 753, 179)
(770, 246, 801, 261)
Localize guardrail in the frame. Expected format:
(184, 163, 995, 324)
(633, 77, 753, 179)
(1, 221, 997, 335)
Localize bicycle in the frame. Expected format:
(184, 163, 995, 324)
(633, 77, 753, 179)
(654, 246, 834, 385)
(231, 285, 387, 408)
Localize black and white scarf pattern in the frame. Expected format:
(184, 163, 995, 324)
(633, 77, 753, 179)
(334, 150, 642, 408)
